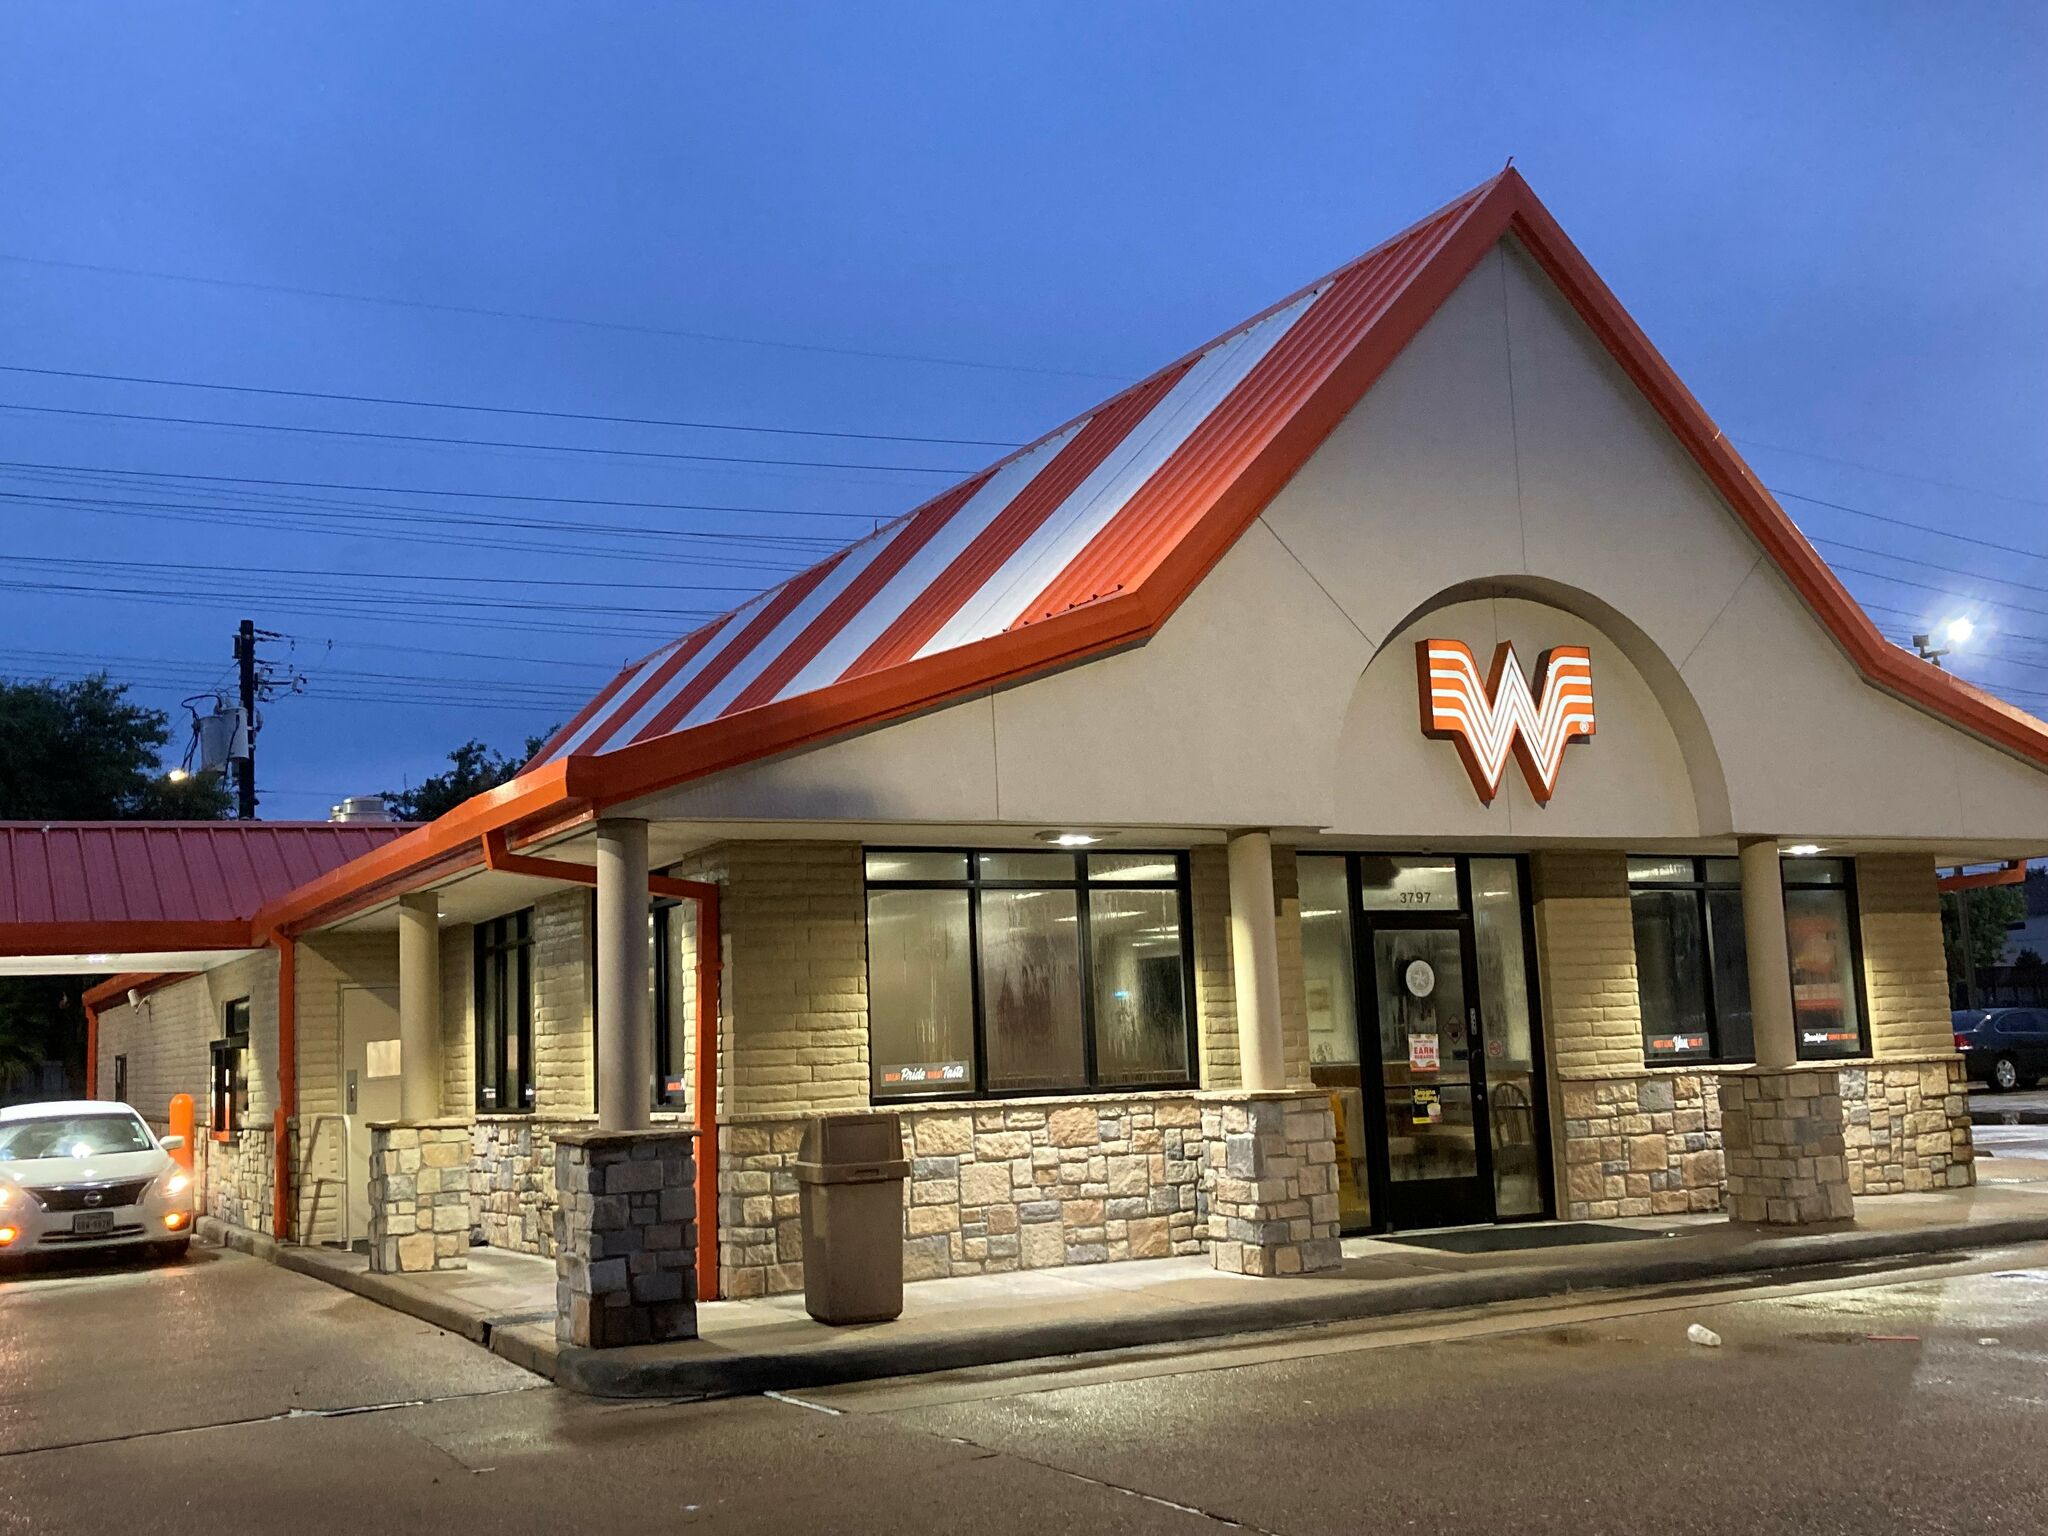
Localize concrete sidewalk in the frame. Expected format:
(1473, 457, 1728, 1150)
(239, 1176, 2048, 1399)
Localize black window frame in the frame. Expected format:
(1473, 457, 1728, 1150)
(474, 909, 536, 1114)
(1784, 856, 1871, 1061)
(210, 996, 252, 1136)
(1627, 856, 1752, 1065)
(863, 848, 1200, 1102)
(1627, 855, 1871, 1064)
(652, 896, 689, 1111)
(112, 1052, 128, 1105)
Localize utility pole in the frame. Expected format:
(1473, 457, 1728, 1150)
(235, 619, 258, 820)
(1956, 884, 1982, 1009)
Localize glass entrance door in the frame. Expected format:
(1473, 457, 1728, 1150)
(1370, 924, 1493, 1228)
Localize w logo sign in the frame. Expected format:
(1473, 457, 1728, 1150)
(1416, 640, 1596, 805)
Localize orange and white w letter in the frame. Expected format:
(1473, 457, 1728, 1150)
(1416, 640, 1596, 805)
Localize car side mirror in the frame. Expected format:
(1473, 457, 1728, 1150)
(160, 1135, 185, 1151)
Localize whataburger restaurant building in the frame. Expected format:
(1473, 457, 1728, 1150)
(23, 170, 2048, 1303)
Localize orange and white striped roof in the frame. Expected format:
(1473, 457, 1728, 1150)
(533, 178, 1496, 769)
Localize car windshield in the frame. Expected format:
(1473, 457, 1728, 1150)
(0, 1114, 155, 1161)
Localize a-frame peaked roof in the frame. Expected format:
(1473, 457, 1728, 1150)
(533, 169, 2048, 811)
(255, 169, 2048, 934)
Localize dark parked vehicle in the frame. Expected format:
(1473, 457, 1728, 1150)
(1954, 1008, 2048, 1092)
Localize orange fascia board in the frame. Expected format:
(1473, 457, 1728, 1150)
(0, 921, 251, 957)
(1939, 861, 2028, 893)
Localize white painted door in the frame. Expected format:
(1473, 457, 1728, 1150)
(340, 985, 402, 1244)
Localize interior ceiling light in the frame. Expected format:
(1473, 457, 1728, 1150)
(1785, 843, 1822, 856)
(1036, 830, 1103, 847)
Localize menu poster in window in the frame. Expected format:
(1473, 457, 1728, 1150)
(1411, 1087, 1442, 1126)
(879, 1061, 970, 1089)
(1407, 1033, 1440, 1073)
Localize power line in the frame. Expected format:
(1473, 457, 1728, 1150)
(1778, 488, 2048, 567)
(1741, 438, 2048, 514)
(0, 399, 975, 475)
(1807, 537, 2048, 598)
(0, 458, 895, 521)
(0, 362, 1025, 449)
(0, 249, 1129, 382)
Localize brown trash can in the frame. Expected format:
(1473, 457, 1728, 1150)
(795, 1113, 910, 1324)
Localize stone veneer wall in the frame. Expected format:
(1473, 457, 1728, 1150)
(203, 1126, 279, 1236)
(472, 1116, 594, 1256)
(554, 1129, 698, 1347)
(1719, 1068, 1855, 1225)
(1203, 1092, 1341, 1275)
(1840, 1057, 1974, 1193)
(718, 1094, 1208, 1299)
(1558, 1072, 1726, 1220)
(369, 1122, 471, 1272)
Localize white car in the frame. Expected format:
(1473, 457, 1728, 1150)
(0, 1101, 195, 1263)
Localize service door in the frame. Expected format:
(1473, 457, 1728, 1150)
(340, 985, 402, 1243)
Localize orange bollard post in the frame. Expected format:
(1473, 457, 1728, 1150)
(167, 1094, 196, 1171)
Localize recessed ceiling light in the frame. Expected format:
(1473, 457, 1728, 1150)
(1036, 830, 1102, 848)
(1785, 843, 1821, 857)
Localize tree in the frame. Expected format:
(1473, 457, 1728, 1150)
(1941, 884, 2028, 990)
(382, 734, 552, 823)
(0, 675, 229, 1091)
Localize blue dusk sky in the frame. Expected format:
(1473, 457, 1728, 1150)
(1, 4, 2043, 815)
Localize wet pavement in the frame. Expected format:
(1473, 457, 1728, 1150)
(5, 1240, 2048, 1532)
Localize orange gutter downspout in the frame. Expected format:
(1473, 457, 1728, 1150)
(481, 829, 724, 1300)
(270, 930, 297, 1244)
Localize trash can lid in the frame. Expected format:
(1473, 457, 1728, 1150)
(798, 1112, 904, 1168)
(795, 1157, 911, 1185)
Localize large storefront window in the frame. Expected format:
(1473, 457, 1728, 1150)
(1785, 858, 1868, 1059)
(864, 850, 1195, 1100)
(1629, 857, 1753, 1063)
(475, 909, 535, 1113)
(1630, 856, 1866, 1063)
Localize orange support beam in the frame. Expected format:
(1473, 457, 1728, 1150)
(481, 827, 725, 1300)
(1939, 860, 2027, 894)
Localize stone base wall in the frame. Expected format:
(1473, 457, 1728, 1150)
(719, 1093, 1208, 1299)
(1841, 1057, 1975, 1194)
(1719, 1068, 1855, 1225)
(554, 1129, 698, 1348)
(472, 1116, 594, 1256)
(1559, 1073, 1726, 1220)
(1202, 1092, 1341, 1276)
(203, 1127, 277, 1236)
(369, 1121, 471, 1273)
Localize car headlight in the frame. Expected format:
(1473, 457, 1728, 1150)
(162, 1172, 191, 1198)
(0, 1185, 14, 1210)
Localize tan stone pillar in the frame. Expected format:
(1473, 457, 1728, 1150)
(1227, 830, 1286, 1092)
(396, 892, 442, 1120)
(595, 819, 652, 1131)
(1739, 837, 1797, 1070)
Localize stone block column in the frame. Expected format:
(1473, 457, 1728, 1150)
(1202, 1090, 1342, 1276)
(1718, 1070, 1854, 1225)
(368, 1120, 473, 1273)
(554, 1128, 697, 1347)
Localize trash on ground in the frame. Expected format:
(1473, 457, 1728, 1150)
(1686, 1324, 1722, 1347)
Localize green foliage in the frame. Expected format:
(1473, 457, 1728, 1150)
(0, 674, 230, 820)
(1941, 883, 2028, 985)
(0, 675, 228, 1090)
(382, 733, 553, 824)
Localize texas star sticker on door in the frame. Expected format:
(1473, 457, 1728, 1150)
(1416, 640, 1596, 805)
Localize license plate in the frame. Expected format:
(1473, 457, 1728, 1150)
(72, 1211, 114, 1235)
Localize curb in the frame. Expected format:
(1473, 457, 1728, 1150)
(225, 1213, 2048, 1399)
(548, 1213, 2048, 1398)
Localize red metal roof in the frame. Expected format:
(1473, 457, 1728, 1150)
(0, 822, 406, 954)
